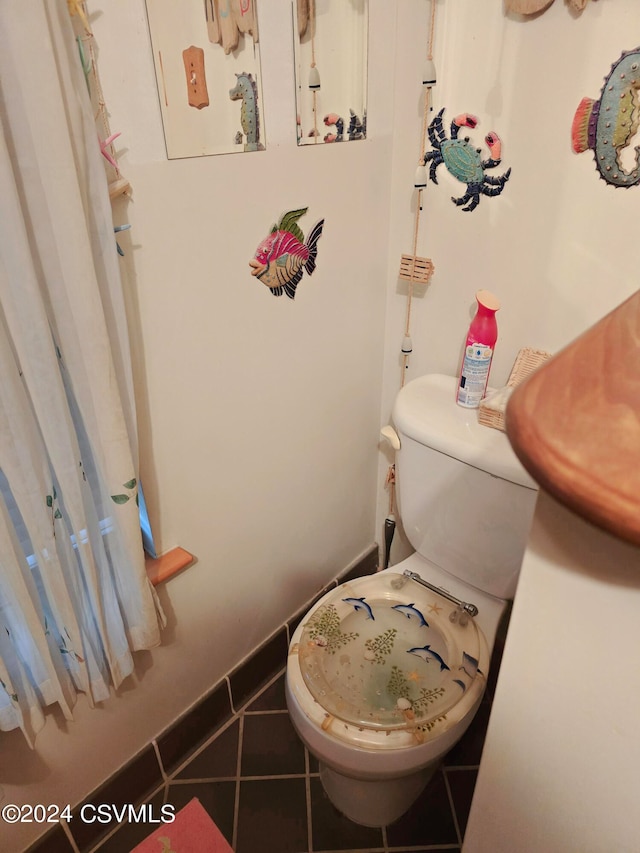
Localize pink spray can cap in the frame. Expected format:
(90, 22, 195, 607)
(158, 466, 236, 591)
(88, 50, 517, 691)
(475, 289, 501, 312)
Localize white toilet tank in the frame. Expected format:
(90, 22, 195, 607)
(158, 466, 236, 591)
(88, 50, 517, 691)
(392, 374, 539, 600)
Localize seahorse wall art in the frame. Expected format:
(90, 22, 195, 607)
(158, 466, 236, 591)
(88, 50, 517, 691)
(572, 47, 640, 188)
(229, 71, 264, 151)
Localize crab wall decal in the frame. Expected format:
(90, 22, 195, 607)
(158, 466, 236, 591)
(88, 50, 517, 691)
(423, 109, 512, 212)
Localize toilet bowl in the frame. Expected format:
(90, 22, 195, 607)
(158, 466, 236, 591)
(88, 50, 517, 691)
(286, 555, 506, 826)
(285, 374, 539, 826)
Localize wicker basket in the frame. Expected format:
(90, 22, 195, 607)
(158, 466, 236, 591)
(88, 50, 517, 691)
(478, 347, 552, 431)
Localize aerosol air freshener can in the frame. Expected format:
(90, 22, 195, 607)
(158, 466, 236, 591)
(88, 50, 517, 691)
(457, 290, 500, 408)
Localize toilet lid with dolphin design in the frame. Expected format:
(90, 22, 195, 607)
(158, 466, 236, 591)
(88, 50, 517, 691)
(297, 572, 483, 734)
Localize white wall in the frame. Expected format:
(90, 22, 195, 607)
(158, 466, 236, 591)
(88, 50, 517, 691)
(464, 491, 640, 852)
(378, 0, 640, 561)
(1, 3, 395, 850)
(4, 1, 640, 850)
(379, 4, 640, 848)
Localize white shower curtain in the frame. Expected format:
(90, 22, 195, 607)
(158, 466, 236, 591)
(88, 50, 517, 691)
(0, 2, 164, 746)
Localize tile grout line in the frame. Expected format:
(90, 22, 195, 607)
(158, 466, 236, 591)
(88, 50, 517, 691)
(152, 738, 168, 782)
(443, 763, 480, 772)
(170, 771, 312, 784)
(304, 746, 313, 853)
(160, 714, 238, 783)
(148, 676, 239, 788)
(244, 707, 289, 715)
(162, 664, 285, 786)
(225, 674, 236, 716)
(442, 767, 463, 848)
(312, 848, 386, 853)
(85, 780, 168, 853)
(65, 733, 170, 852)
(231, 711, 244, 852)
(59, 553, 384, 853)
(60, 818, 81, 853)
(231, 666, 286, 717)
(102, 561, 484, 853)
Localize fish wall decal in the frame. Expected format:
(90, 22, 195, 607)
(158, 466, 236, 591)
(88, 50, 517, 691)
(249, 208, 324, 300)
(572, 48, 640, 188)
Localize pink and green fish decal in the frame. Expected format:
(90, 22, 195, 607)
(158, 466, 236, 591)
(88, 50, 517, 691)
(249, 208, 324, 300)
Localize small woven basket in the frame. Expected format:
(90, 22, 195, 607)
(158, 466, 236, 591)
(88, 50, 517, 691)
(478, 347, 552, 431)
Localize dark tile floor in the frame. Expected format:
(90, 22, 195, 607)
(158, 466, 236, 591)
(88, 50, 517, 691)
(27, 552, 508, 853)
(85, 644, 501, 853)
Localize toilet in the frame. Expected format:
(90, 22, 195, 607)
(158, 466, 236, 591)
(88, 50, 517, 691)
(285, 374, 539, 827)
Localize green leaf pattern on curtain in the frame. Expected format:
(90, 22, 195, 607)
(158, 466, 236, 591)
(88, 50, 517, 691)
(0, 4, 165, 747)
(0, 678, 18, 704)
(46, 489, 63, 521)
(111, 478, 137, 505)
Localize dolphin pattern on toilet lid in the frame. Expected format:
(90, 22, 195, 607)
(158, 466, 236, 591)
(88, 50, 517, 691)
(297, 573, 484, 734)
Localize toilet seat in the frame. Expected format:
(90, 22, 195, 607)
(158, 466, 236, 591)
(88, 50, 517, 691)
(288, 571, 488, 750)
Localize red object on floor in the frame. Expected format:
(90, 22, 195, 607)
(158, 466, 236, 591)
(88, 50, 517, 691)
(131, 797, 233, 853)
